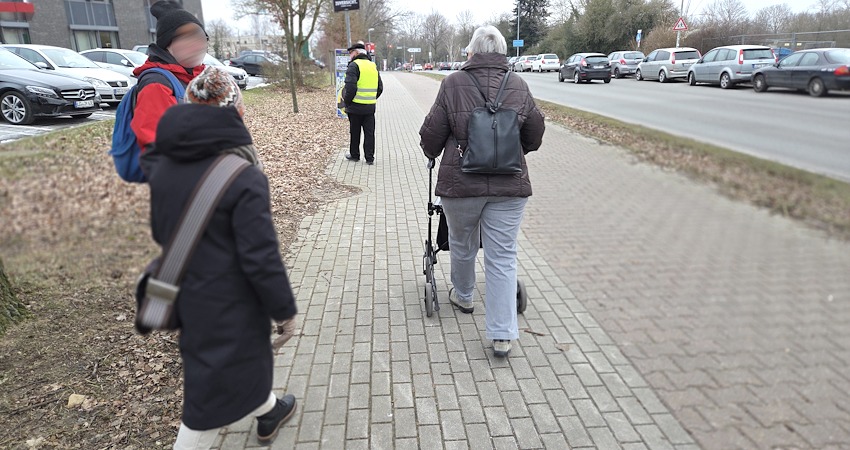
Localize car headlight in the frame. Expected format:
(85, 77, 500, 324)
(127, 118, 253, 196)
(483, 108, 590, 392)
(83, 77, 110, 88)
(26, 86, 59, 98)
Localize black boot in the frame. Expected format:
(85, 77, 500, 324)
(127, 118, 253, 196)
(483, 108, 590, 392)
(256, 394, 297, 444)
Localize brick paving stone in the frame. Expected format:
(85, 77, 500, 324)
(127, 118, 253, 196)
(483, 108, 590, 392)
(214, 73, 695, 449)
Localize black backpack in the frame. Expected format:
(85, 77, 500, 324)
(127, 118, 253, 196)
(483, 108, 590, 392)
(459, 71, 522, 175)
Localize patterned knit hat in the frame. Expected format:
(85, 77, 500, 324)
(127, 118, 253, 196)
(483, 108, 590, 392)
(185, 66, 245, 116)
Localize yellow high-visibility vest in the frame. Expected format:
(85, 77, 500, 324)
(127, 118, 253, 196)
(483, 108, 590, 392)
(352, 59, 378, 105)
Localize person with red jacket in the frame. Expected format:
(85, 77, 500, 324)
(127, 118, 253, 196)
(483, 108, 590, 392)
(132, 0, 207, 158)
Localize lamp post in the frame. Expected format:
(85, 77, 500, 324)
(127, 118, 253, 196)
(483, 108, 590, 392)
(368, 28, 375, 43)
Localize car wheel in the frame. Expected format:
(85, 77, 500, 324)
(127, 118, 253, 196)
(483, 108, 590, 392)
(808, 77, 827, 97)
(574, 72, 580, 84)
(636, 69, 643, 81)
(753, 74, 768, 93)
(1, 91, 34, 125)
(658, 70, 667, 83)
(688, 72, 697, 86)
(558, 72, 564, 82)
(614, 68, 621, 79)
(604, 78, 611, 83)
(720, 72, 732, 89)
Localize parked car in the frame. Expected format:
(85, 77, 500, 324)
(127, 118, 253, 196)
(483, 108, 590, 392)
(413, 64, 423, 71)
(636, 47, 701, 82)
(439, 62, 452, 70)
(80, 48, 146, 83)
(132, 45, 149, 54)
(752, 48, 850, 97)
(227, 54, 280, 76)
(531, 54, 560, 72)
(2, 44, 132, 106)
(424, 63, 433, 70)
(508, 56, 518, 70)
(452, 61, 463, 70)
(607, 50, 645, 78)
(203, 54, 249, 89)
(0, 48, 99, 125)
(513, 55, 535, 72)
(559, 53, 611, 84)
(687, 45, 776, 89)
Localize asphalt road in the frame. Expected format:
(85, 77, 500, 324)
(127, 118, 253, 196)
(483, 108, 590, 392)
(0, 76, 268, 145)
(429, 69, 850, 181)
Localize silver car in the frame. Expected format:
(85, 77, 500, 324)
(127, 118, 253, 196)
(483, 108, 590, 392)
(607, 51, 645, 78)
(513, 55, 535, 72)
(636, 47, 701, 82)
(688, 45, 776, 89)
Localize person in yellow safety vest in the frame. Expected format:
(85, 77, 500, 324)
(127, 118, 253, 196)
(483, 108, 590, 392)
(343, 42, 383, 165)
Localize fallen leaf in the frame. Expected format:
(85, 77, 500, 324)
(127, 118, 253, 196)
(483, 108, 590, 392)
(522, 328, 546, 336)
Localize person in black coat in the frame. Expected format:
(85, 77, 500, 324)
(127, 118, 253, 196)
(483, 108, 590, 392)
(343, 42, 383, 165)
(146, 67, 298, 449)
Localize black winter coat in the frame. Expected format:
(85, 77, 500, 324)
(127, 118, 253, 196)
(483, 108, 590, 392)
(148, 104, 297, 430)
(343, 53, 384, 115)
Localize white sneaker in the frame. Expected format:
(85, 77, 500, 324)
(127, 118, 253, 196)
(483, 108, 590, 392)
(493, 340, 511, 357)
(448, 288, 474, 314)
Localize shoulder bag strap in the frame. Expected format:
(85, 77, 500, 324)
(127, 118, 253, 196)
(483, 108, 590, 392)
(155, 154, 250, 285)
(463, 71, 491, 107)
(492, 71, 512, 110)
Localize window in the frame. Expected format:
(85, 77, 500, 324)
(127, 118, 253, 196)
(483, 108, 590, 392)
(825, 49, 850, 65)
(17, 48, 50, 67)
(586, 56, 608, 64)
(702, 50, 718, 63)
(85, 51, 105, 62)
(779, 52, 803, 68)
(105, 52, 128, 66)
(71, 30, 119, 51)
(608, 53, 616, 60)
(624, 52, 644, 59)
(65, 0, 118, 28)
(743, 49, 774, 60)
(646, 51, 657, 61)
(657, 51, 670, 61)
(798, 53, 819, 66)
(0, 27, 31, 45)
(674, 50, 700, 60)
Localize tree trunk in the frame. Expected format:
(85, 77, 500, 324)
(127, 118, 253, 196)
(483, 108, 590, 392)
(0, 257, 27, 336)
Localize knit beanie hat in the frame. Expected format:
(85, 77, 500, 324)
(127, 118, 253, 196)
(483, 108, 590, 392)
(185, 66, 245, 116)
(151, 0, 205, 49)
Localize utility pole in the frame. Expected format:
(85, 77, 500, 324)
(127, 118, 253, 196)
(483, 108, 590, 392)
(676, 0, 684, 47)
(345, 11, 352, 47)
(516, 0, 521, 57)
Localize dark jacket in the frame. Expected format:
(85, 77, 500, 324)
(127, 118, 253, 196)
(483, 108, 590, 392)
(343, 53, 384, 115)
(419, 52, 545, 198)
(147, 104, 297, 430)
(131, 44, 204, 155)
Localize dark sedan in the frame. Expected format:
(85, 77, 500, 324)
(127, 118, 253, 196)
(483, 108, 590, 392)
(752, 48, 850, 97)
(559, 53, 611, 84)
(0, 48, 99, 125)
(227, 54, 280, 76)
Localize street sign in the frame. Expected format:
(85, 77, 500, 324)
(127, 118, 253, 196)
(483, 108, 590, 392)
(333, 0, 359, 12)
(365, 42, 376, 53)
(407, 48, 421, 53)
(636, 29, 642, 42)
(513, 39, 524, 48)
(672, 17, 688, 31)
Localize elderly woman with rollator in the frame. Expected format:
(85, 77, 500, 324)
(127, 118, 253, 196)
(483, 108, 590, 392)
(419, 26, 545, 358)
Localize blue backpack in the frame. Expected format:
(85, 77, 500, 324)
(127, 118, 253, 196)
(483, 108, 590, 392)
(110, 68, 185, 183)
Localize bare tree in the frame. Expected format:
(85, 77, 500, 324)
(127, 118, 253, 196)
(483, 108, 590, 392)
(754, 4, 793, 33)
(456, 10, 477, 45)
(422, 11, 451, 63)
(704, 0, 749, 33)
(207, 19, 234, 59)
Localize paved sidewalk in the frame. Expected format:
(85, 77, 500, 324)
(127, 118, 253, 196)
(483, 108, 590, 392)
(211, 73, 697, 449)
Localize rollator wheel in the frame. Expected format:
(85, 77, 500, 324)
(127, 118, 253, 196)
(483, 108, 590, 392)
(517, 280, 528, 314)
(424, 281, 434, 317)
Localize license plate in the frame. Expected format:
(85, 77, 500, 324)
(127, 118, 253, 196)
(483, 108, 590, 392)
(74, 100, 95, 109)
(682, 63, 692, 67)
(114, 87, 128, 95)
(594, 65, 605, 69)
(752, 63, 767, 69)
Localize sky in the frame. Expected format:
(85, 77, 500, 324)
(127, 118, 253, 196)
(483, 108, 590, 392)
(201, 0, 825, 33)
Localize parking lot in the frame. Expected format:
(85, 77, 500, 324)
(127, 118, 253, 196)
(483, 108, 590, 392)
(0, 76, 268, 144)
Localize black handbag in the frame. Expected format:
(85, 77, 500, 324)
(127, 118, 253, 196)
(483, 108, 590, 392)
(459, 71, 522, 175)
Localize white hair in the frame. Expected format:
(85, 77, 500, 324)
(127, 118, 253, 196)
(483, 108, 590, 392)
(467, 26, 508, 55)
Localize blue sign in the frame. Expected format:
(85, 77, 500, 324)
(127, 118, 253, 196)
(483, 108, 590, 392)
(513, 39, 524, 48)
(636, 29, 642, 42)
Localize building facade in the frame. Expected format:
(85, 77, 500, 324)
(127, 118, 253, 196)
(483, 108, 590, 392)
(0, 0, 204, 51)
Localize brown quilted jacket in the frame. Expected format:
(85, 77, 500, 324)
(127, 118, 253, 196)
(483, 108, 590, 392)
(419, 52, 545, 198)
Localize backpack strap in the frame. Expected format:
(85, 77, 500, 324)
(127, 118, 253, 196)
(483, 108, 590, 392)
(464, 71, 511, 112)
(138, 154, 250, 326)
(131, 68, 187, 110)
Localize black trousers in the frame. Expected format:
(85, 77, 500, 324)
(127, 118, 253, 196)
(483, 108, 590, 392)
(348, 113, 376, 161)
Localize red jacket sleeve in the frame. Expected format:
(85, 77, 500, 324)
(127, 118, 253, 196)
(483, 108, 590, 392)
(130, 83, 178, 154)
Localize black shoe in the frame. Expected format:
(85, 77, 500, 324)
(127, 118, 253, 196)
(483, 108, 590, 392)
(365, 160, 374, 165)
(345, 153, 359, 161)
(256, 394, 297, 444)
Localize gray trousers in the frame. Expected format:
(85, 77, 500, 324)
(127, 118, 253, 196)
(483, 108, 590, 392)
(440, 196, 528, 341)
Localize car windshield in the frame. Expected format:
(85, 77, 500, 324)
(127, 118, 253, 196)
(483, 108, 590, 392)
(585, 56, 608, 64)
(825, 49, 850, 64)
(42, 48, 99, 68)
(625, 52, 644, 59)
(674, 50, 700, 60)
(0, 49, 37, 70)
(124, 51, 147, 66)
(543, 54, 558, 59)
(743, 49, 774, 60)
(204, 54, 224, 66)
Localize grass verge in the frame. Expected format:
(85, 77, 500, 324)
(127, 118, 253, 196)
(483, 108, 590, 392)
(416, 71, 850, 240)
